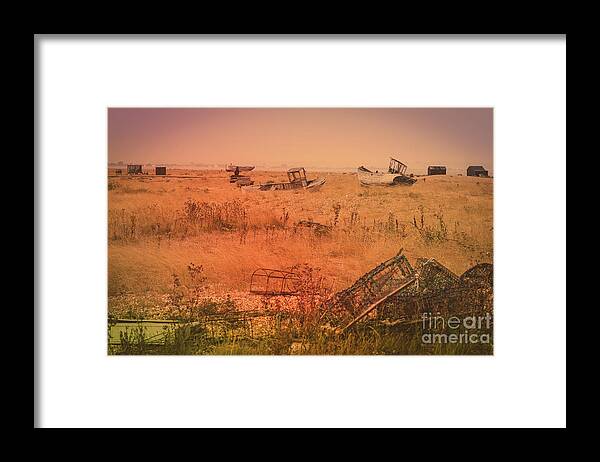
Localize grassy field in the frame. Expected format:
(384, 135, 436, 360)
(108, 169, 493, 354)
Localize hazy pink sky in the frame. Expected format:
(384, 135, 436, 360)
(108, 108, 493, 173)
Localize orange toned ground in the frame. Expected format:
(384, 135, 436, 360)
(108, 169, 492, 318)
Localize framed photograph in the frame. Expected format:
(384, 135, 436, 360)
(35, 35, 566, 428)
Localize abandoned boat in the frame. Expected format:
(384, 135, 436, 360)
(226, 164, 255, 173)
(357, 157, 417, 186)
(230, 176, 254, 187)
(229, 174, 253, 184)
(241, 167, 326, 192)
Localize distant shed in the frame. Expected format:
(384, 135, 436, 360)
(427, 166, 447, 176)
(467, 165, 489, 177)
(155, 166, 167, 176)
(127, 164, 143, 174)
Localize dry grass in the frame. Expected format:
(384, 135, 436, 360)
(108, 169, 493, 309)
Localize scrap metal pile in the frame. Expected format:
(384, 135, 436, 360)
(318, 249, 493, 333)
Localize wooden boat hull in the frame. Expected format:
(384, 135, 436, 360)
(306, 177, 326, 191)
(242, 177, 326, 192)
(229, 174, 252, 183)
(357, 167, 416, 186)
(235, 177, 254, 187)
(226, 165, 255, 172)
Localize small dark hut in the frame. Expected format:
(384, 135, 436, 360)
(127, 164, 143, 174)
(467, 166, 488, 177)
(427, 166, 447, 176)
(155, 166, 167, 176)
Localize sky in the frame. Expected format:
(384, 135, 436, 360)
(108, 108, 493, 174)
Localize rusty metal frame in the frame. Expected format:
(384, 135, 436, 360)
(250, 268, 300, 296)
(319, 249, 414, 324)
